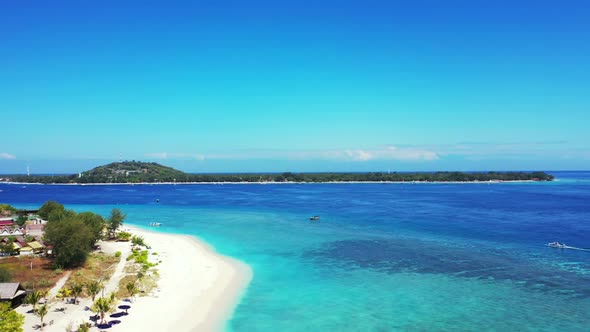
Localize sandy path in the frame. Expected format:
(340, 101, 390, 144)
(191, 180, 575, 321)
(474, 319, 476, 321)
(47, 271, 71, 300)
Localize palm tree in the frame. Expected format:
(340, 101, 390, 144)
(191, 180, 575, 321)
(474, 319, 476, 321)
(25, 290, 42, 310)
(85, 280, 103, 302)
(91, 293, 116, 325)
(39, 289, 49, 303)
(34, 303, 49, 330)
(125, 281, 138, 302)
(69, 283, 84, 304)
(56, 288, 72, 302)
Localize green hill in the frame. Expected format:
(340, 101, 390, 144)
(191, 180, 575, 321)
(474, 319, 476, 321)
(79, 161, 187, 183)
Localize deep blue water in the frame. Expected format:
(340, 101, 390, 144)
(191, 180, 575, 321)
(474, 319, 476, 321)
(1, 171, 589, 331)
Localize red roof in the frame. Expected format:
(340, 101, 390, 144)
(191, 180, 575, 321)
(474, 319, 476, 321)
(0, 221, 14, 227)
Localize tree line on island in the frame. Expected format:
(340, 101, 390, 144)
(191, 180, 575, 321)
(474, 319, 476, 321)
(0, 161, 554, 184)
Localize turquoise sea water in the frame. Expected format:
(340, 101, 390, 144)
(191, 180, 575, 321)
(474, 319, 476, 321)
(2, 171, 590, 331)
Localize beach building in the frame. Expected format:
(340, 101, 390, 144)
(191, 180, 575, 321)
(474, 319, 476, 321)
(25, 223, 45, 237)
(27, 241, 45, 254)
(0, 226, 25, 237)
(18, 246, 33, 255)
(0, 218, 15, 227)
(0, 283, 27, 308)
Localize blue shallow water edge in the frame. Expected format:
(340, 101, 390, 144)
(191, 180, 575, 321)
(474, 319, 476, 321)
(1, 171, 589, 331)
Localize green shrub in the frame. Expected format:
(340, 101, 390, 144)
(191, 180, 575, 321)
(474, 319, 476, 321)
(114, 251, 121, 258)
(0, 267, 11, 282)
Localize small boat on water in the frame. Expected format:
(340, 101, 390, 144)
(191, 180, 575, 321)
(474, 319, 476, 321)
(546, 241, 590, 252)
(309, 216, 320, 221)
(149, 222, 161, 227)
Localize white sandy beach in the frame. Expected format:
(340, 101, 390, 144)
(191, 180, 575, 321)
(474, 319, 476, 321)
(115, 227, 252, 332)
(17, 227, 252, 332)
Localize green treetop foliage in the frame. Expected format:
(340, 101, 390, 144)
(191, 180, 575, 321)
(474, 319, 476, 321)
(44, 215, 95, 268)
(0, 302, 25, 332)
(0, 204, 17, 215)
(107, 209, 126, 239)
(77, 212, 106, 244)
(15, 215, 27, 227)
(39, 201, 115, 268)
(0, 239, 18, 257)
(38, 201, 65, 220)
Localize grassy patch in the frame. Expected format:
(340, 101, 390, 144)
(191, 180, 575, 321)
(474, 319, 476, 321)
(0, 256, 65, 291)
(117, 248, 160, 298)
(64, 252, 120, 297)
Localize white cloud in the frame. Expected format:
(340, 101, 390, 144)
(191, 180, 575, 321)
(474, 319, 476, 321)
(145, 152, 205, 160)
(145, 146, 439, 162)
(0, 153, 16, 160)
(340, 146, 439, 162)
(145, 152, 169, 159)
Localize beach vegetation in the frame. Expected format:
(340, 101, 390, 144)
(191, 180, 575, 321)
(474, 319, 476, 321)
(0, 266, 11, 282)
(56, 288, 72, 301)
(77, 212, 106, 244)
(15, 215, 27, 226)
(85, 280, 103, 302)
(0, 203, 17, 214)
(25, 290, 42, 310)
(44, 215, 95, 268)
(23, 235, 35, 243)
(0, 256, 65, 291)
(116, 231, 132, 242)
(125, 281, 139, 302)
(64, 252, 119, 297)
(91, 293, 117, 325)
(114, 251, 121, 258)
(131, 235, 147, 247)
(77, 322, 91, 332)
(0, 302, 25, 332)
(38, 289, 49, 303)
(0, 239, 18, 256)
(42, 201, 120, 268)
(106, 208, 126, 239)
(69, 282, 84, 304)
(38, 201, 65, 220)
(33, 303, 49, 330)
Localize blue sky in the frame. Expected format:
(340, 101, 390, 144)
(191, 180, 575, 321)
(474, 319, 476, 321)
(1, 0, 589, 173)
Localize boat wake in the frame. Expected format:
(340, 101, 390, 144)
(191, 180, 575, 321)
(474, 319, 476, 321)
(547, 242, 590, 252)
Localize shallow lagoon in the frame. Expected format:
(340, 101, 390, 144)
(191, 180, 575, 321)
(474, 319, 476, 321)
(2, 171, 589, 331)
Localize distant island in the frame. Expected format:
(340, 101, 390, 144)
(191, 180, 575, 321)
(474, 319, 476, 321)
(0, 161, 555, 184)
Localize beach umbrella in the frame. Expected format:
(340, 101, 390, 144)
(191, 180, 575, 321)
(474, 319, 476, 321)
(97, 322, 112, 329)
(118, 304, 131, 314)
(110, 312, 125, 318)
